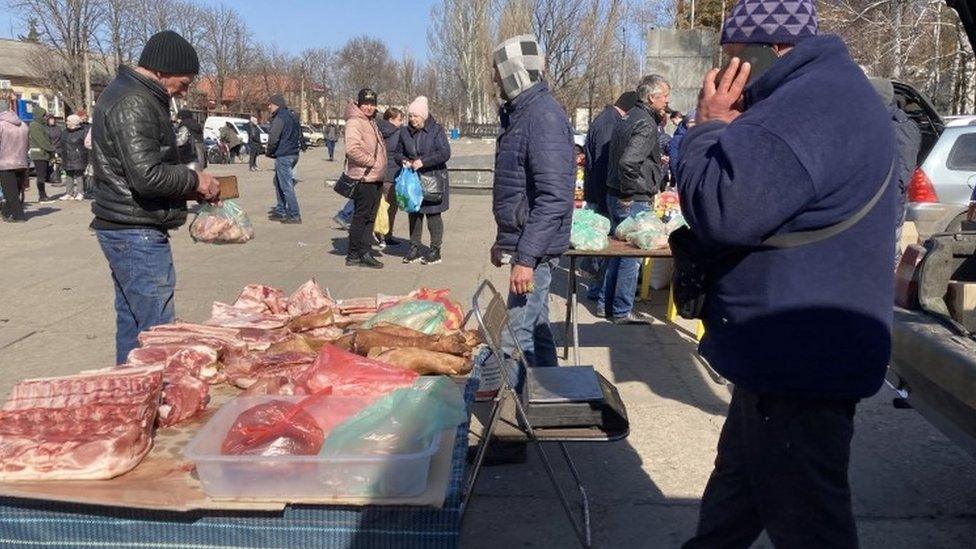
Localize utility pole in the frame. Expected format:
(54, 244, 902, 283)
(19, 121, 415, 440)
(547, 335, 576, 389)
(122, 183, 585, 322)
(299, 65, 306, 124)
(690, 0, 697, 30)
(83, 47, 93, 110)
(892, 0, 903, 80)
(620, 26, 628, 97)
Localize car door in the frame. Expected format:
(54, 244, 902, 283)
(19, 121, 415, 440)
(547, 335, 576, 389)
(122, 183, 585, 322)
(926, 128, 976, 207)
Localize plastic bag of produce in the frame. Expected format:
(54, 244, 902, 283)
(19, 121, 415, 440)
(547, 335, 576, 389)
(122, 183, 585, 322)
(664, 212, 687, 234)
(298, 344, 419, 397)
(190, 200, 254, 244)
(629, 227, 669, 250)
(571, 223, 609, 251)
(395, 168, 423, 213)
(410, 288, 463, 330)
(320, 377, 467, 456)
(615, 211, 665, 241)
(220, 390, 331, 456)
(573, 208, 611, 235)
(362, 299, 448, 334)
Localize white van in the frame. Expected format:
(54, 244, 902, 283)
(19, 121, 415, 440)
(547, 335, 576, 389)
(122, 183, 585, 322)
(203, 116, 268, 145)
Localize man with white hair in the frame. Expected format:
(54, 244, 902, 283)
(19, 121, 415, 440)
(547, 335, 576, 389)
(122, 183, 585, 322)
(598, 74, 671, 324)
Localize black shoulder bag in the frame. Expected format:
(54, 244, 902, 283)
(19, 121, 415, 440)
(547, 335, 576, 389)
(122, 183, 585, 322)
(333, 126, 380, 199)
(670, 161, 896, 320)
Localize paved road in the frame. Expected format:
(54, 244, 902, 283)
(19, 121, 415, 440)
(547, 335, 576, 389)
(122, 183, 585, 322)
(0, 144, 973, 548)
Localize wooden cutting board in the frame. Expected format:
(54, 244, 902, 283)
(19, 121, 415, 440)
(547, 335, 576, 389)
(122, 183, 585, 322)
(217, 175, 239, 200)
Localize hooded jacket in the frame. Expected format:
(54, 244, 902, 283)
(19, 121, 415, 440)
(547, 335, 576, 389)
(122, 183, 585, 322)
(343, 102, 385, 183)
(675, 35, 897, 399)
(265, 106, 300, 158)
(396, 116, 452, 214)
(28, 106, 55, 162)
(0, 111, 30, 171)
(90, 65, 199, 230)
(492, 81, 575, 267)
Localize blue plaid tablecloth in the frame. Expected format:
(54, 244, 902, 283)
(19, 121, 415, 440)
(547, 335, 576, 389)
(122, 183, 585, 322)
(0, 356, 485, 549)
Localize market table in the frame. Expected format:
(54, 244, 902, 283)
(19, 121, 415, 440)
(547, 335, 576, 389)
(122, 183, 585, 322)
(0, 370, 483, 549)
(563, 240, 675, 364)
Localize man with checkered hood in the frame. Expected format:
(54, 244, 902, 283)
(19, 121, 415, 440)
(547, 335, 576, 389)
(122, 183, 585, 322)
(677, 1, 897, 546)
(489, 35, 575, 372)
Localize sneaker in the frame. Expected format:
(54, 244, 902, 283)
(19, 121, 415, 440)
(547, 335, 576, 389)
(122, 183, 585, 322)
(280, 217, 302, 225)
(268, 212, 287, 221)
(58, 194, 73, 201)
(358, 254, 384, 269)
(345, 255, 363, 267)
(421, 247, 442, 265)
(332, 215, 350, 230)
(609, 312, 651, 325)
(377, 238, 387, 251)
(73, 194, 84, 201)
(403, 246, 423, 264)
(594, 307, 606, 318)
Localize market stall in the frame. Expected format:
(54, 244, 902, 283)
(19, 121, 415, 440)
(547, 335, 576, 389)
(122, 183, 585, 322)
(0, 281, 487, 548)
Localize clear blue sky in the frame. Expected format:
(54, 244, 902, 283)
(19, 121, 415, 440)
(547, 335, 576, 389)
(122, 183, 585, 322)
(1, 0, 437, 60)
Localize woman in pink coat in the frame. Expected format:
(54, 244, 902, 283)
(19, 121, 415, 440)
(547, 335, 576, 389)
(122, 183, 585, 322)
(0, 95, 30, 222)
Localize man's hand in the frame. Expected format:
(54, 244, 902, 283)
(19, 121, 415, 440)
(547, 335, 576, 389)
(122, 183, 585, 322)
(195, 171, 221, 203)
(412, 159, 424, 170)
(697, 57, 751, 125)
(490, 244, 503, 268)
(510, 264, 535, 296)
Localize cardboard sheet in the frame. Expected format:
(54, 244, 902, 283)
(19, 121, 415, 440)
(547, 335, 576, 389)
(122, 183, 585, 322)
(0, 386, 457, 512)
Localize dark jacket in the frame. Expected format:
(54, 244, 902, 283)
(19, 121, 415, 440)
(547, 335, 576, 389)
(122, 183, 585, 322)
(668, 120, 690, 181)
(325, 124, 339, 142)
(376, 118, 402, 183)
(891, 107, 921, 215)
(246, 122, 262, 146)
(607, 101, 663, 201)
(46, 123, 64, 152)
(28, 107, 55, 162)
(396, 116, 452, 215)
(492, 82, 575, 267)
(90, 65, 198, 230)
(266, 107, 300, 158)
(60, 126, 89, 172)
(675, 35, 897, 399)
(176, 111, 204, 167)
(219, 125, 241, 148)
(583, 105, 622, 211)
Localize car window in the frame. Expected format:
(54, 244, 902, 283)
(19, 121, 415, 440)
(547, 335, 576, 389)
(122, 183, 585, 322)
(947, 133, 976, 171)
(235, 123, 247, 132)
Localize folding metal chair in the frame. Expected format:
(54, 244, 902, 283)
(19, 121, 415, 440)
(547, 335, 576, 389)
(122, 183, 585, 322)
(462, 280, 592, 548)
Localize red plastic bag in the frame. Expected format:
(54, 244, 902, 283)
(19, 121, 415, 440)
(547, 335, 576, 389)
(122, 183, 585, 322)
(298, 345, 419, 397)
(411, 288, 464, 331)
(220, 389, 331, 456)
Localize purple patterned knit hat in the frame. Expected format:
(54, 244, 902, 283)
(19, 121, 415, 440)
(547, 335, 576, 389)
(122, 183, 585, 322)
(721, 0, 818, 45)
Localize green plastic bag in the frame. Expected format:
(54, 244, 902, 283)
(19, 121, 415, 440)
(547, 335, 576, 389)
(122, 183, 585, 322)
(571, 223, 609, 251)
(362, 299, 448, 334)
(320, 377, 468, 456)
(573, 208, 611, 235)
(614, 211, 662, 241)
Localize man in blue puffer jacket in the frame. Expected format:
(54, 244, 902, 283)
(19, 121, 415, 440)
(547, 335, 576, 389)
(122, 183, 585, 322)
(490, 34, 575, 368)
(678, 1, 897, 547)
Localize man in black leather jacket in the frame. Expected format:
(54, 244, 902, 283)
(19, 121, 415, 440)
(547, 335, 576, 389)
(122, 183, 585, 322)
(597, 74, 670, 324)
(90, 30, 220, 364)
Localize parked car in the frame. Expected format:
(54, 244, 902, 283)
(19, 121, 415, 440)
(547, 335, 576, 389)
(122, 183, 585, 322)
(945, 114, 976, 127)
(203, 116, 252, 145)
(905, 126, 976, 237)
(301, 125, 324, 147)
(890, 0, 976, 460)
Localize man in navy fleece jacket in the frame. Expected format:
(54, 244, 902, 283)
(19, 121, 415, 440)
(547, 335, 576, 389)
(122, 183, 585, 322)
(678, 1, 897, 547)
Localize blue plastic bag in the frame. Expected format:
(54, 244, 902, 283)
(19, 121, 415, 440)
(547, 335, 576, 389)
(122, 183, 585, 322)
(395, 168, 423, 213)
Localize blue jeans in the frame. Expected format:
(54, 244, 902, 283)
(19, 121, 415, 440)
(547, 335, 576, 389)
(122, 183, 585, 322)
(272, 155, 300, 219)
(504, 258, 559, 368)
(599, 196, 650, 318)
(96, 229, 176, 365)
(325, 140, 337, 160)
(337, 199, 355, 223)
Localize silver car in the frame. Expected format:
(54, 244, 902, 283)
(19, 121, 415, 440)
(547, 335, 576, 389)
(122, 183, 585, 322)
(906, 125, 976, 236)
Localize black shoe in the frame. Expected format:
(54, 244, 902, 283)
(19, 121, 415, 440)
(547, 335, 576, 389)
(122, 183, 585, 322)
(383, 237, 401, 247)
(610, 312, 651, 325)
(345, 255, 362, 267)
(358, 254, 384, 269)
(421, 247, 442, 265)
(268, 212, 286, 221)
(403, 246, 423, 264)
(280, 217, 302, 224)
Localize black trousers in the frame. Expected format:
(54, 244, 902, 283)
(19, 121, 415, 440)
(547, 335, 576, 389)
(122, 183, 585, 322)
(33, 159, 49, 199)
(0, 169, 27, 220)
(347, 182, 383, 258)
(408, 212, 443, 248)
(249, 145, 259, 169)
(684, 387, 858, 549)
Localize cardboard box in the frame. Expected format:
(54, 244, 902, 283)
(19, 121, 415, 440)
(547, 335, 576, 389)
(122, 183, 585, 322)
(947, 281, 976, 331)
(217, 176, 239, 200)
(900, 221, 919, 252)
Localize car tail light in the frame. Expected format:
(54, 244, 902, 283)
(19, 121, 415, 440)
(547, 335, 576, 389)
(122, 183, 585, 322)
(907, 168, 939, 203)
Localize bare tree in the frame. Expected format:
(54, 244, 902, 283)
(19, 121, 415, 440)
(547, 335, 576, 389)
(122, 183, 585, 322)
(429, 0, 494, 123)
(336, 35, 396, 100)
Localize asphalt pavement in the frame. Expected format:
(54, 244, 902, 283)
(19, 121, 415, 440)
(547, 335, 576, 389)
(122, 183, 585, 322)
(0, 141, 973, 548)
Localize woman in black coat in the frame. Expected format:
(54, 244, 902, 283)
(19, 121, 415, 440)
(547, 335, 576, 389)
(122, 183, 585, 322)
(396, 96, 451, 265)
(59, 114, 88, 200)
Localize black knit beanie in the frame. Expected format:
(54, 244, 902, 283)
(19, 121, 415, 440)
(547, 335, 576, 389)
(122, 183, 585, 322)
(138, 30, 200, 75)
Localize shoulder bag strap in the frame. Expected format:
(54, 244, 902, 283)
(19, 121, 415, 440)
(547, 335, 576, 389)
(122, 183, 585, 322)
(761, 159, 896, 249)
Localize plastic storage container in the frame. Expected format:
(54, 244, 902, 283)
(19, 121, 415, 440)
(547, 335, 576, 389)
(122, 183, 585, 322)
(184, 395, 441, 499)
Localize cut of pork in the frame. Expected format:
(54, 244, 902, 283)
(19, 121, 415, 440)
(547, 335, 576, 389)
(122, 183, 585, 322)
(233, 284, 288, 315)
(206, 302, 290, 330)
(286, 279, 335, 317)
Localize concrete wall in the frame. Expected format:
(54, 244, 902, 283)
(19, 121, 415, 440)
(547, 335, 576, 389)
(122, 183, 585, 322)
(645, 28, 718, 116)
